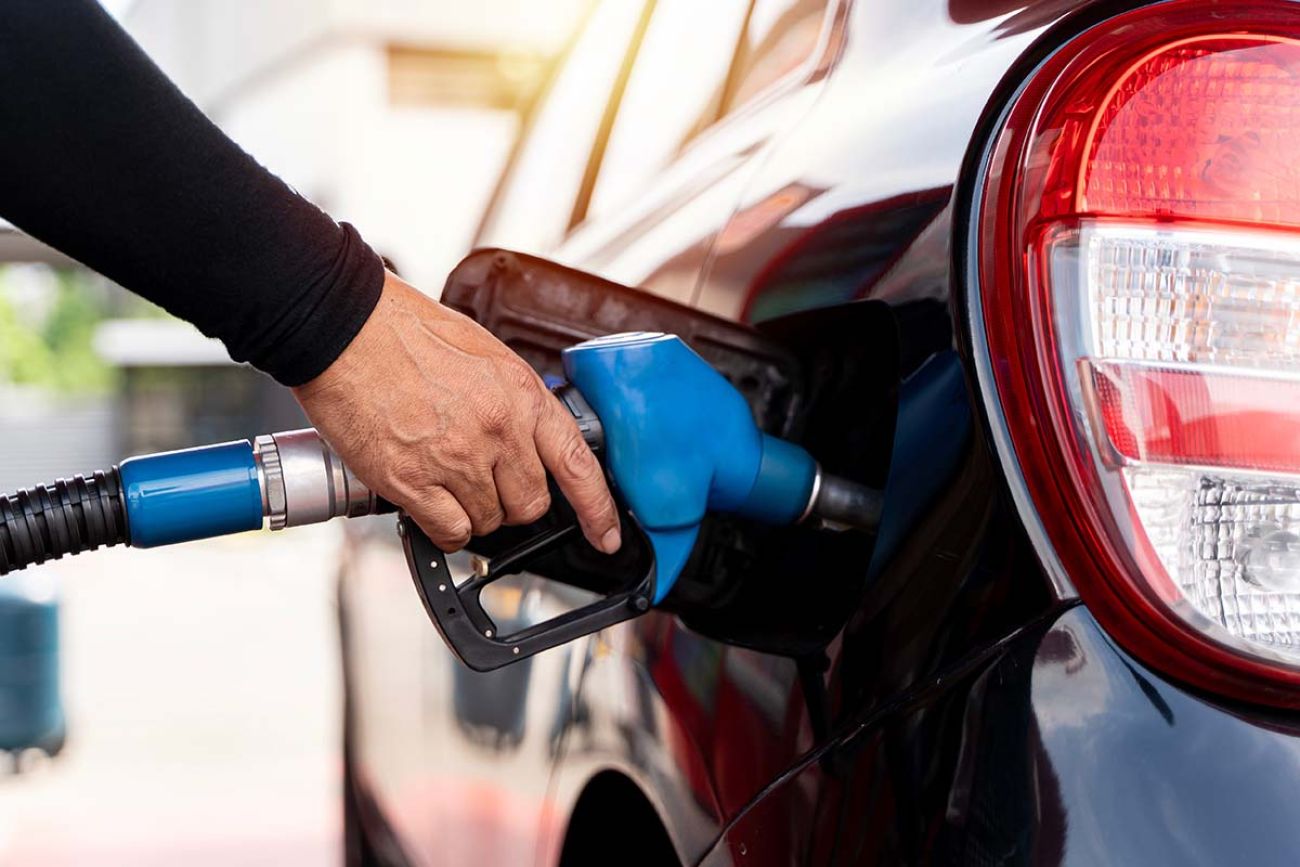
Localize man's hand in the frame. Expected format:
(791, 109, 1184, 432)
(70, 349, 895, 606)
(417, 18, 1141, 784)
(292, 271, 621, 554)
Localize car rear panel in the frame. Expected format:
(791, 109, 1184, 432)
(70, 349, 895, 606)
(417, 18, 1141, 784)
(341, 0, 1300, 863)
(699, 604, 1300, 865)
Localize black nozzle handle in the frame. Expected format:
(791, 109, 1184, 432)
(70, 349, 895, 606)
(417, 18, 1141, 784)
(0, 469, 128, 575)
(553, 384, 604, 451)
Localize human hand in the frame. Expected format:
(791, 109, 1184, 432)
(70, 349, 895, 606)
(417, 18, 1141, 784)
(292, 271, 621, 554)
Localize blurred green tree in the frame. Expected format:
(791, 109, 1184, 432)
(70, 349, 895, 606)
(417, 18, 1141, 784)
(0, 266, 117, 393)
(0, 289, 55, 385)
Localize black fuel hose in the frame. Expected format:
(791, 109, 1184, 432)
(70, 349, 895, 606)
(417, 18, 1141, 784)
(0, 469, 128, 575)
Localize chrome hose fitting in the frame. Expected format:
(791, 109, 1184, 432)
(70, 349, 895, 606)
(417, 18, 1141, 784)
(797, 465, 824, 524)
(253, 429, 380, 530)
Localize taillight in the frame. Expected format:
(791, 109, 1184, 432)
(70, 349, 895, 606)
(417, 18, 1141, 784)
(974, 0, 1300, 705)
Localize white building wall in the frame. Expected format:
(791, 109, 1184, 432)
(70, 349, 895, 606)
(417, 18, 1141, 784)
(123, 0, 585, 292)
(126, 1, 337, 106)
(330, 0, 587, 52)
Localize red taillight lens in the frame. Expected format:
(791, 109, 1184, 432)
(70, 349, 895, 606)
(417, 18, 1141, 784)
(1081, 37, 1300, 225)
(977, 0, 1300, 705)
(1088, 361, 1300, 474)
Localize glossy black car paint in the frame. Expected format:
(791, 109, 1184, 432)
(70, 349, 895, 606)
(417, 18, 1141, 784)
(698, 605, 1300, 865)
(339, 0, 1300, 864)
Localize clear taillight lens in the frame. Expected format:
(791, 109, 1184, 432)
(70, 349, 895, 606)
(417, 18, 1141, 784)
(1067, 224, 1300, 375)
(975, 1, 1300, 704)
(1048, 220, 1300, 662)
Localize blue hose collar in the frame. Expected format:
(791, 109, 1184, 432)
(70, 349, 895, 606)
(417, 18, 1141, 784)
(119, 441, 264, 548)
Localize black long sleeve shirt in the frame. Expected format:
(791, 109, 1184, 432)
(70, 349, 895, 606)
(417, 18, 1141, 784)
(0, 1, 384, 386)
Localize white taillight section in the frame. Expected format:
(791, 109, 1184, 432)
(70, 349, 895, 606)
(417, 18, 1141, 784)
(1045, 220, 1300, 660)
(1130, 470, 1300, 652)
(1065, 223, 1300, 371)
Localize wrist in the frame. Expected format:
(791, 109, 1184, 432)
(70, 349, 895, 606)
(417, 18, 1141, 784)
(293, 269, 408, 397)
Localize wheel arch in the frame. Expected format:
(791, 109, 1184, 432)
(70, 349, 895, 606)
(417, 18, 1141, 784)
(558, 769, 683, 867)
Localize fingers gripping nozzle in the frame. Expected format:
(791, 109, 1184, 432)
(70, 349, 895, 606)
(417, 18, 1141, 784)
(402, 333, 883, 671)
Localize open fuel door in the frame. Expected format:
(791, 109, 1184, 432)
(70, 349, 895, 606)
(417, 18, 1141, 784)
(402, 249, 897, 670)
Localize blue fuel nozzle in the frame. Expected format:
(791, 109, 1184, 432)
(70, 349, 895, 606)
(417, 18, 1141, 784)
(404, 331, 881, 671)
(562, 333, 819, 602)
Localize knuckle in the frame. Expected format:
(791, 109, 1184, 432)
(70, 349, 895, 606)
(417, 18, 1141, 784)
(378, 445, 419, 480)
(410, 489, 446, 517)
(504, 358, 540, 392)
(437, 521, 473, 551)
(452, 445, 493, 477)
(437, 436, 473, 465)
(562, 435, 599, 480)
(588, 497, 618, 530)
(495, 437, 529, 468)
(473, 507, 505, 535)
(389, 456, 431, 490)
(476, 398, 512, 437)
(409, 490, 471, 545)
(511, 489, 551, 524)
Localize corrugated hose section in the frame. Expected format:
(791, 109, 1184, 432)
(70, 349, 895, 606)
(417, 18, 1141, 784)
(0, 469, 128, 575)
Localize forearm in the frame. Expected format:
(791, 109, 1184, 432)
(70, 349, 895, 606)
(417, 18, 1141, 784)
(0, 0, 381, 385)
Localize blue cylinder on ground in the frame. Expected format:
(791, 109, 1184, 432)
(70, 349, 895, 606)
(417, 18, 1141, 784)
(0, 573, 63, 754)
(119, 440, 264, 548)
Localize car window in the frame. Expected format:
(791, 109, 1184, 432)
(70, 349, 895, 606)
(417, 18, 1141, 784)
(726, 0, 833, 111)
(476, 1, 647, 255)
(582, 0, 752, 225)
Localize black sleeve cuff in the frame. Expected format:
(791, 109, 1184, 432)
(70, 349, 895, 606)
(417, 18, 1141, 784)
(241, 223, 385, 387)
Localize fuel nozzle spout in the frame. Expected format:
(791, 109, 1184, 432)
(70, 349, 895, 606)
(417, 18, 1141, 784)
(805, 470, 883, 533)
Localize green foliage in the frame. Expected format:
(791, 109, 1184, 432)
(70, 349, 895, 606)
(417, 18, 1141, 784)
(0, 291, 55, 386)
(0, 266, 117, 394)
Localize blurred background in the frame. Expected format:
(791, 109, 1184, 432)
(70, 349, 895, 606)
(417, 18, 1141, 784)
(0, 1, 588, 862)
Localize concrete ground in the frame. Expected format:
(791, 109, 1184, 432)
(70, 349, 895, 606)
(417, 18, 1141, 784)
(0, 525, 344, 866)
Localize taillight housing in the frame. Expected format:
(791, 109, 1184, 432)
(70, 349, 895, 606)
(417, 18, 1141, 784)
(975, 0, 1300, 706)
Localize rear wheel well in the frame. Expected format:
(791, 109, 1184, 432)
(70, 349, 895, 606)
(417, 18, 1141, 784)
(559, 771, 681, 867)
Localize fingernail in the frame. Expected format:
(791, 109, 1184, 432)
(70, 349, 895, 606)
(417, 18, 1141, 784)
(600, 527, 622, 554)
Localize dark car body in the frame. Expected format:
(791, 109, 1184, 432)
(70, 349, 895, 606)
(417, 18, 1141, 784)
(339, 0, 1300, 864)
